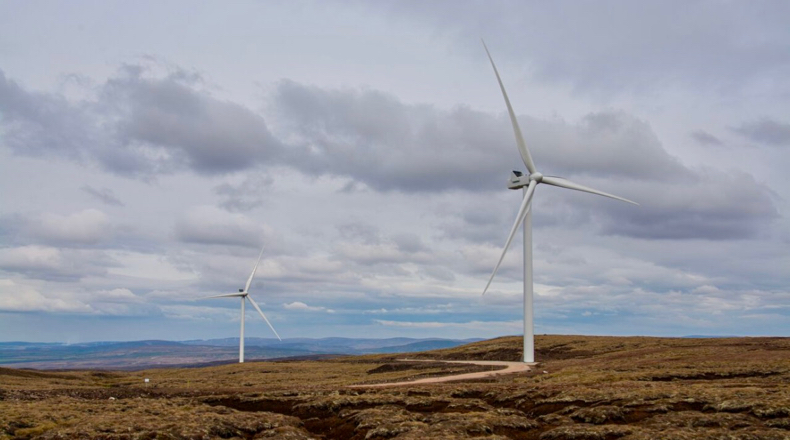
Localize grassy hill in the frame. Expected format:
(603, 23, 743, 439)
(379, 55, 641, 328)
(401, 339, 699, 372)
(1, 335, 789, 439)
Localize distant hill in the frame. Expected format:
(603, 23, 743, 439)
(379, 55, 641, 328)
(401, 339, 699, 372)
(0, 337, 482, 370)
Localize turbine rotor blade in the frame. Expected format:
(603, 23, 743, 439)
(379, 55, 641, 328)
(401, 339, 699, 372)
(483, 179, 538, 295)
(244, 246, 265, 293)
(541, 176, 639, 205)
(246, 296, 282, 341)
(203, 293, 246, 299)
(482, 39, 537, 175)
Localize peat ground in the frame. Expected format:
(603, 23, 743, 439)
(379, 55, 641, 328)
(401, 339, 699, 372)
(1, 335, 789, 439)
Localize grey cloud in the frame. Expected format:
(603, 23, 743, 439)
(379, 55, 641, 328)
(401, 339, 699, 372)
(532, 111, 691, 180)
(590, 170, 780, 240)
(0, 210, 115, 247)
(174, 206, 267, 248)
(438, 196, 515, 245)
(6, 65, 777, 243)
(337, 222, 381, 245)
(392, 233, 427, 253)
(213, 175, 274, 212)
(2, 67, 690, 193)
(273, 82, 687, 193)
(333, 226, 433, 267)
(274, 80, 513, 192)
(104, 67, 286, 174)
(0, 66, 289, 177)
(418, 266, 456, 282)
(732, 118, 790, 146)
(372, 1, 790, 96)
(442, 166, 778, 242)
(0, 246, 116, 281)
(81, 185, 125, 206)
(0, 69, 95, 161)
(690, 130, 723, 146)
(29, 209, 113, 246)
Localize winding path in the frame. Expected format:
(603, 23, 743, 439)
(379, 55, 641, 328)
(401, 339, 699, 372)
(351, 359, 534, 388)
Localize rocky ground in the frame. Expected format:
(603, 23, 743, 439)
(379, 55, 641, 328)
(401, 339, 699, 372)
(1, 335, 789, 439)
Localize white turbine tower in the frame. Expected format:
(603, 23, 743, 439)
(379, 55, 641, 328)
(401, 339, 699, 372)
(481, 42, 638, 363)
(207, 247, 281, 363)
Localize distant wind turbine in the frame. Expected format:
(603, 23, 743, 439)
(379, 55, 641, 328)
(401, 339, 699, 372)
(481, 41, 638, 363)
(206, 247, 281, 363)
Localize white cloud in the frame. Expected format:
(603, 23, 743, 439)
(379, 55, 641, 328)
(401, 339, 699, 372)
(0, 279, 92, 313)
(282, 301, 335, 313)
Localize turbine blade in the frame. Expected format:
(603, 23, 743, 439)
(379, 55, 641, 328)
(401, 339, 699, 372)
(244, 246, 265, 293)
(541, 176, 639, 205)
(483, 179, 538, 295)
(482, 39, 537, 175)
(203, 293, 246, 299)
(247, 296, 282, 341)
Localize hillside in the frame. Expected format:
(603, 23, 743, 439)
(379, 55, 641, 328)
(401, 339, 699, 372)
(0, 337, 479, 370)
(1, 335, 789, 439)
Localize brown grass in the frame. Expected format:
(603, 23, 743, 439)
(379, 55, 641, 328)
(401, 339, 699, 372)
(2, 335, 789, 439)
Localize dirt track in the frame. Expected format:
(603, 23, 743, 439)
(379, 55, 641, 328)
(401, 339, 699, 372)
(351, 359, 533, 387)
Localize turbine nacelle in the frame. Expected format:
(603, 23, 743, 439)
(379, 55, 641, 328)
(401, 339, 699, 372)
(507, 171, 543, 190)
(508, 171, 529, 190)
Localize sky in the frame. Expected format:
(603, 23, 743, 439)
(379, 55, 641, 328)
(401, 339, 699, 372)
(1, 1, 788, 343)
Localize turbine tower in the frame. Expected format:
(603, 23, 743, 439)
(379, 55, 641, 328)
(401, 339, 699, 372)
(481, 42, 638, 363)
(207, 247, 281, 363)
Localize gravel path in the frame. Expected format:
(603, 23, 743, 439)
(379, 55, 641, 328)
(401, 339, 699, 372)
(351, 359, 533, 388)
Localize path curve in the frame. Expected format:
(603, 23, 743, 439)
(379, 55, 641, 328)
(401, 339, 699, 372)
(350, 359, 533, 388)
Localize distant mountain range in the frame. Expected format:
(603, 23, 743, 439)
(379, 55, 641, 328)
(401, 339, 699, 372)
(0, 337, 482, 370)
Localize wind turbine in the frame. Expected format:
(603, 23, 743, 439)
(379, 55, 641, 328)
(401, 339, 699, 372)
(481, 42, 638, 363)
(207, 247, 281, 363)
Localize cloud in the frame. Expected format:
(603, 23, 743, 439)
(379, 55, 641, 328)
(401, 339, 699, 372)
(81, 185, 124, 206)
(105, 65, 286, 174)
(95, 288, 141, 303)
(273, 80, 514, 192)
(5, 65, 776, 249)
(274, 83, 690, 193)
(0, 65, 289, 177)
(732, 118, 790, 146)
(0, 69, 94, 162)
(592, 169, 780, 240)
(0, 210, 117, 248)
(28, 209, 113, 246)
(174, 205, 269, 247)
(374, 2, 790, 96)
(213, 175, 274, 212)
(282, 301, 334, 313)
(0, 279, 92, 313)
(690, 130, 723, 146)
(336, 241, 430, 267)
(0, 246, 114, 281)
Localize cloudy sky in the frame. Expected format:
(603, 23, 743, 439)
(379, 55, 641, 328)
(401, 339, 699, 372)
(1, 1, 788, 343)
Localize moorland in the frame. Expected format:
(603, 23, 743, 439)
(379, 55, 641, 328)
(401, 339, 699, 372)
(1, 335, 789, 439)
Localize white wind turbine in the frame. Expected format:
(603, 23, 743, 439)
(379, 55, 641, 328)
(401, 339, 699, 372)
(481, 42, 638, 363)
(207, 247, 281, 363)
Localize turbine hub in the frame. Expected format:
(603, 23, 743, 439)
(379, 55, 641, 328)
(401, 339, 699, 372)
(529, 172, 544, 183)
